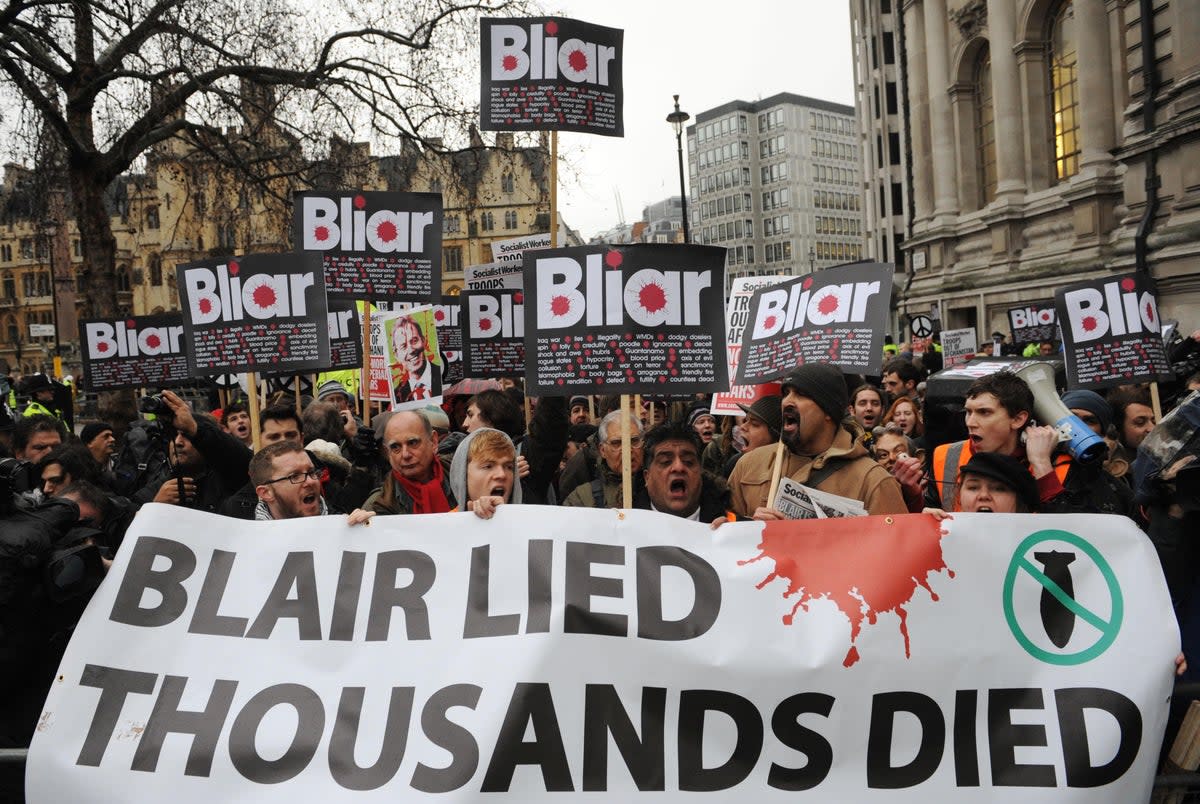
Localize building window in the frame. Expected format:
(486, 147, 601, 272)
(149, 253, 163, 286)
(443, 215, 461, 234)
(1049, 1, 1079, 181)
(146, 206, 160, 229)
(430, 179, 443, 195)
(0, 245, 10, 262)
(117, 265, 131, 292)
(974, 48, 997, 206)
(5, 316, 16, 345)
(501, 173, 514, 194)
(444, 246, 463, 273)
(504, 210, 518, 229)
(2, 272, 12, 299)
(19, 239, 33, 259)
(480, 211, 495, 231)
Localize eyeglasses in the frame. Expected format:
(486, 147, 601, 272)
(262, 469, 320, 485)
(603, 435, 643, 449)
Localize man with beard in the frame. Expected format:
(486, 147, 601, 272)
(727, 364, 906, 519)
(251, 441, 374, 523)
(392, 315, 441, 404)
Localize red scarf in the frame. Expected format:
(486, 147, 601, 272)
(392, 459, 451, 514)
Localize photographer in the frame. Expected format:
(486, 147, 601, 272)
(131, 390, 251, 513)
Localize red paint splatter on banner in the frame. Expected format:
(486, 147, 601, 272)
(514, 292, 524, 305)
(479, 318, 492, 332)
(567, 49, 588, 73)
(545, 20, 558, 35)
(1120, 277, 1135, 292)
(764, 315, 778, 330)
(549, 295, 571, 316)
(252, 284, 277, 310)
(1145, 302, 1155, 323)
(638, 282, 668, 314)
(434, 310, 445, 322)
(1082, 316, 1098, 332)
(228, 261, 239, 276)
(353, 195, 366, 210)
(605, 250, 623, 269)
(314, 226, 330, 242)
(198, 298, 213, 316)
(502, 54, 518, 71)
(740, 514, 953, 668)
(126, 319, 136, 328)
(802, 277, 813, 290)
(96, 342, 109, 353)
(816, 294, 840, 316)
(375, 220, 398, 243)
(145, 334, 161, 349)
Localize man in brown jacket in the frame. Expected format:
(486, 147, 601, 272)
(728, 363, 907, 519)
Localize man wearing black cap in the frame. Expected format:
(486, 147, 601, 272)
(727, 363, 906, 518)
(569, 396, 591, 425)
(80, 423, 116, 472)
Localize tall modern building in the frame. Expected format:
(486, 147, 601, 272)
(850, 0, 911, 269)
(686, 93, 866, 289)
(878, 0, 1200, 334)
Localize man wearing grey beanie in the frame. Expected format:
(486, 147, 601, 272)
(726, 362, 906, 518)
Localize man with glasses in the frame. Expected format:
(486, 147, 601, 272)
(250, 441, 374, 523)
(364, 410, 456, 515)
(562, 409, 645, 508)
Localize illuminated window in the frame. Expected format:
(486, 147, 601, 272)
(974, 47, 997, 205)
(1049, 2, 1079, 181)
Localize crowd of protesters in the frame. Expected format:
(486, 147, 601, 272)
(2, 326, 1200, 756)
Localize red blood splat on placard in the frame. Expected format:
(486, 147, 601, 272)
(502, 54, 519, 71)
(638, 282, 668, 314)
(1081, 316, 1098, 332)
(375, 221, 398, 243)
(198, 298, 213, 316)
(764, 315, 778, 331)
(802, 277, 813, 290)
(126, 319, 136, 328)
(514, 292, 524, 305)
(816, 294, 839, 316)
(740, 514, 953, 668)
(545, 20, 558, 35)
(353, 195, 366, 210)
(1120, 278, 1135, 292)
(96, 342, 109, 353)
(145, 334, 161, 349)
(605, 250, 623, 269)
(313, 226, 330, 242)
(549, 295, 572, 317)
(1145, 302, 1155, 323)
(228, 261, 240, 276)
(434, 310, 445, 322)
(567, 49, 588, 73)
(479, 318, 492, 332)
(252, 285, 276, 310)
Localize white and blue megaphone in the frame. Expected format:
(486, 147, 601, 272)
(1015, 362, 1108, 464)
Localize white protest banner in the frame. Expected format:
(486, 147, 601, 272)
(29, 506, 1176, 802)
(464, 261, 523, 291)
(941, 327, 977, 368)
(491, 233, 551, 264)
(711, 275, 786, 416)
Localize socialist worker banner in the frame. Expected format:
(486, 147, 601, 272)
(522, 244, 727, 396)
(1054, 272, 1174, 390)
(176, 253, 330, 375)
(79, 313, 190, 391)
(294, 191, 443, 303)
(736, 262, 894, 384)
(28, 506, 1175, 802)
(480, 18, 624, 137)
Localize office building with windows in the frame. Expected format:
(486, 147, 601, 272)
(686, 93, 865, 288)
(892, 0, 1200, 334)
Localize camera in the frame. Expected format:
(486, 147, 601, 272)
(0, 458, 33, 516)
(138, 393, 175, 420)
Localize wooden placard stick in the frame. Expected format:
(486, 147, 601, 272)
(764, 439, 787, 511)
(361, 303, 373, 428)
(247, 371, 262, 451)
(621, 393, 633, 509)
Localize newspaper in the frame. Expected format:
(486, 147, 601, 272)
(773, 477, 868, 520)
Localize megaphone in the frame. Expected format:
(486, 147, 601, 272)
(1015, 362, 1108, 464)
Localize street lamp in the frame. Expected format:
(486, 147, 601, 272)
(666, 95, 691, 244)
(809, 246, 816, 273)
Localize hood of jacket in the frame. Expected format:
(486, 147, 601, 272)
(449, 427, 523, 507)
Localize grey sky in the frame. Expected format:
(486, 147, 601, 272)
(550, 1, 855, 240)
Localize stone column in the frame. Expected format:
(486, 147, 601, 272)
(924, 0, 959, 218)
(986, 0, 1026, 198)
(904, 0, 933, 227)
(1074, 0, 1116, 173)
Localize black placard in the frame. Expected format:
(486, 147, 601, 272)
(434, 296, 464, 386)
(735, 262, 894, 384)
(79, 314, 190, 391)
(480, 17, 624, 137)
(522, 244, 726, 395)
(1054, 272, 1173, 389)
(293, 191, 442, 302)
(326, 299, 362, 370)
(176, 253, 330, 374)
(1007, 302, 1057, 345)
(462, 288, 525, 379)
